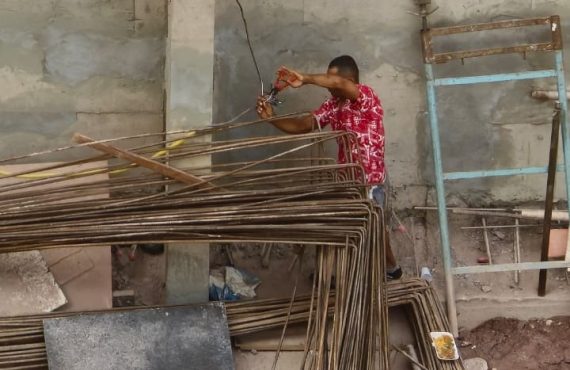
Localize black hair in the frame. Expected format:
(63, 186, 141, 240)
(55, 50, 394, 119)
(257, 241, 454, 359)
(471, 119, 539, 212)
(328, 55, 359, 83)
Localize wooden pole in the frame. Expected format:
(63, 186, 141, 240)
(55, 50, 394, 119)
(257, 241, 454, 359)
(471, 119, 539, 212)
(539, 104, 561, 296)
(73, 133, 209, 188)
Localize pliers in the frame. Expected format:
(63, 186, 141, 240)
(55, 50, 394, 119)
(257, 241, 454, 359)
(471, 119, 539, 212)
(263, 69, 291, 106)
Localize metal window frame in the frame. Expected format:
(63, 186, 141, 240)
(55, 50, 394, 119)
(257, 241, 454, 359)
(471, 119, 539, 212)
(421, 15, 570, 335)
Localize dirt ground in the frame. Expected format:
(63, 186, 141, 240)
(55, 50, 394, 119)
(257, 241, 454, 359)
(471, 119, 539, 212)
(112, 245, 165, 306)
(461, 317, 570, 370)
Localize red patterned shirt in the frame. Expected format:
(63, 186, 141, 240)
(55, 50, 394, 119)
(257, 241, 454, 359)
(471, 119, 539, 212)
(313, 84, 385, 184)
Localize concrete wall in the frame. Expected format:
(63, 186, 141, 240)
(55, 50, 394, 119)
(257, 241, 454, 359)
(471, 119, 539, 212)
(213, 0, 570, 208)
(0, 0, 167, 160)
(164, 0, 215, 305)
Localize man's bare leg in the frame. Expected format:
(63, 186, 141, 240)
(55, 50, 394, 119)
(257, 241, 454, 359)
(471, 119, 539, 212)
(385, 227, 402, 279)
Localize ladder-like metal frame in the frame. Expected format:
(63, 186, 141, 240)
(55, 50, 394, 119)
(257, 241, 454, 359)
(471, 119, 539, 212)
(421, 16, 570, 335)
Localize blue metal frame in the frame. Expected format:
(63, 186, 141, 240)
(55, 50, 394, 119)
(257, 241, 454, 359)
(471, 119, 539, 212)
(453, 261, 570, 274)
(434, 70, 558, 86)
(444, 165, 565, 180)
(424, 49, 570, 336)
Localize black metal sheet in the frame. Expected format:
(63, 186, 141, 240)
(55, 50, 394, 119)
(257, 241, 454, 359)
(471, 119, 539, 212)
(43, 303, 233, 370)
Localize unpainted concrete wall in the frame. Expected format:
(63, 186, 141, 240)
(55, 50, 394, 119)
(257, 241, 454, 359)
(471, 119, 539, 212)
(0, 0, 167, 161)
(213, 0, 570, 208)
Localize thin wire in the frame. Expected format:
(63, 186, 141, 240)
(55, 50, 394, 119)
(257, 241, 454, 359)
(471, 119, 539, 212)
(235, 0, 264, 95)
(211, 107, 253, 126)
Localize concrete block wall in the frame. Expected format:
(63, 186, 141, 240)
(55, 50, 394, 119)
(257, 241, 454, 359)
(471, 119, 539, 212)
(0, 0, 167, 160)
(2, 0, 570, 208)
(213, 0, 570, 208)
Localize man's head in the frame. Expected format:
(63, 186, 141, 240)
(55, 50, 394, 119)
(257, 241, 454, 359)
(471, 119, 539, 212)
(326, 55, 359, 98)
(328, 55, 359, 83)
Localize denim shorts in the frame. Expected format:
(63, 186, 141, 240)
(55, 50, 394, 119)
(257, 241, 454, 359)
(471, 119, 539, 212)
(368, 178, 392, 223)
(369, 179, 390, 210)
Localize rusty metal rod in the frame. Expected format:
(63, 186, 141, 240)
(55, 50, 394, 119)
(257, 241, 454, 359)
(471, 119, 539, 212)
(539, 104, 561, 296)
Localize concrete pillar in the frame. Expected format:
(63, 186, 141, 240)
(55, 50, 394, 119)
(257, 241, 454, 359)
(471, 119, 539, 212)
(164, 0, 215, 304)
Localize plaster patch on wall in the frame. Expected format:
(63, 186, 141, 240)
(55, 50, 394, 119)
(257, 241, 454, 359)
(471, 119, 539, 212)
(0, 67, 56, 103)
(168, 47, 214, 120)
(0, 112, 76, 138)
(0, 0, 56, 13)
(0, 30, 37, 49)
(43, 30, 164, 85)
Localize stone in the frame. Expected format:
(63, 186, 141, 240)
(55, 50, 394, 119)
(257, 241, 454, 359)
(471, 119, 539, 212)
(480, 285, 492, 293)
(564, 348, 570, 363)
(0, 251, 67, 315)
(464, 357, 488, 370)
(492, 230, 506, 240)
(546, 319, 553, 326)
(112, 289, 136, 307)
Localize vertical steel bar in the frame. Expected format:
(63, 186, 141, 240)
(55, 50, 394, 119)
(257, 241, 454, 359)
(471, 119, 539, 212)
(514, 218, 521, 285)
(539, 104, 561, 296)
(424, 63, 459, 336)
(482, 217, 493, 264)
(553, 50, 570, 274)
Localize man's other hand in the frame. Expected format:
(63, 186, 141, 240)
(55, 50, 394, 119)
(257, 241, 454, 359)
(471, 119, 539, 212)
(256, 96, 274, 119)
(278, 66, 304, 88)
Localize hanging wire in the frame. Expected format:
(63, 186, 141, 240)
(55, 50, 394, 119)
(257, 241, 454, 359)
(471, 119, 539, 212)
(235, 0, 265, 95)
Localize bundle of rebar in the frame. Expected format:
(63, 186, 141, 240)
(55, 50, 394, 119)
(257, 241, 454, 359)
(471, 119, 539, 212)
(0, 279, 463, 370)
(0, 116, 388, 369)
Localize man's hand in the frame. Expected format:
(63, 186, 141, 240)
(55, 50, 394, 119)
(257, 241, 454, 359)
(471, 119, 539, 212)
(277, 66, 304, 88)
(256, 96, 274, 119)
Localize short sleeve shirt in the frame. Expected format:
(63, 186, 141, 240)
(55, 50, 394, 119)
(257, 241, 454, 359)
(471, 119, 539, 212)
(313, 84, 385, 184)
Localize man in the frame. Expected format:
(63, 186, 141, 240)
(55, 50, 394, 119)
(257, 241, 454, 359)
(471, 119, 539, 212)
(256, 55, 402, 279)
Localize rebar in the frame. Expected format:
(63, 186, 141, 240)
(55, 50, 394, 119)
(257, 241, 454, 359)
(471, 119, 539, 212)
(0, 279, 463, 369)
(0, 117, 385, 369)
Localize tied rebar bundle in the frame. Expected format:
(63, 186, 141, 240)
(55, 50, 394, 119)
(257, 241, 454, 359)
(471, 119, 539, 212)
(0, 114, 391, 369)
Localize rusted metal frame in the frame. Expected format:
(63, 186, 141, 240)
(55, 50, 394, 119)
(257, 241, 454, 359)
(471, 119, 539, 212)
(0, 123, 391, 368)
(157, 134, 349, 199)
(422, 16, 562, 64)
(328, 130, 369, 186)
(345, 207, 374, 368)
(35, 137, 341, 211)
(1, 199, 363, 225)
(0, 232, 354, 254)
(551, 15, 563, 50)
(421, 29, 434, 64)
(0, 212, 368, 236)
(0, 280, 442, 370)
(0, 207, 370, 233)
(375, 207, 390, 370)
(0, 181, 363, 227)
(0, 197, 364, 232)
(430, 16, 552, 36)
(431, 43, 554, 64)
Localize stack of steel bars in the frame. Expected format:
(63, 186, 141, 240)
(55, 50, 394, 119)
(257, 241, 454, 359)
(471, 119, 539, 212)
(0, 116, 388, 369)
(0, 279, 463, 370)
(387, 280, 464, 370)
